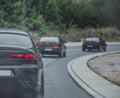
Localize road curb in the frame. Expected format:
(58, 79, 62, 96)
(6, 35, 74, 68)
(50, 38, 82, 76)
(67, 57, 105, 98)
(65, 42, 120, 47)
(67, 51, 120, 98)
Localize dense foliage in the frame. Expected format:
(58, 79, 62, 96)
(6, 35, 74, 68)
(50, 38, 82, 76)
(0, 0, 120, 41)
(1, 0, 120, 29)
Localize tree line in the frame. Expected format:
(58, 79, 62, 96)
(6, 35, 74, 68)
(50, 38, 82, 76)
(0, 0, 120, 33)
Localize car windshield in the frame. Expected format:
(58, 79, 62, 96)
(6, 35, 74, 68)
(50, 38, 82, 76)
(40, 37, 59, 42)
(0, 33, 32, 48)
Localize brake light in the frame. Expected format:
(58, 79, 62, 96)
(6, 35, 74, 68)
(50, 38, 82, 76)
(37, 42, 43, 46)
(96, 42, 100, 45)
(9, 54, 36, 59)
(53, 42, 59, 46)
(83, 41, 86, 45)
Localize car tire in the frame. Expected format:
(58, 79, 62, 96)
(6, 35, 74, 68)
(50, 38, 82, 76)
(40, 73, 44, 97)
(104, 47, 107, 52)
(98, 47, 101, 52)
(82, 47, 85, 51)
(59, 50, 64, 58)
(41, 53, 44, 57)
(34, 73, 44, 98)
(63, 52, 66, 57)
(59, 53, 63, 58)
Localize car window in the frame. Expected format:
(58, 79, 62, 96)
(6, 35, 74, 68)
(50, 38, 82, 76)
(40, 37, 59, 42)
(86, 38, 100, 42)
(0, 33, 32, 48)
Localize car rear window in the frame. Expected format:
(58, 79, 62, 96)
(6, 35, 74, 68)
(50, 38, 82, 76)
(0, 33, 32, 48)
(40, 37, 59, 42)
(86, 38, 100, 42)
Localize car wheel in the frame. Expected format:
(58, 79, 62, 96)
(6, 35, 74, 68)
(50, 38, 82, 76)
(104, 47, 107, 52)
(82, 47, 85, 51)
(98, 47, 101, 52)
(59, 53, 63, 58)
(59, 51, 63, 58)
(41, 53, 44, 57)
(40, 73, 44, 97)
(63, 52, 66, 57)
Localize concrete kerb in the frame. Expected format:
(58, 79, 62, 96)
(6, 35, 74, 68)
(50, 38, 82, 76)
(65, 42, 120, 47)
(67, 51, 120, 98)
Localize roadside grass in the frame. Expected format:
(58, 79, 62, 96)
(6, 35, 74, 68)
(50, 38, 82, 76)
(87, 54, 120, 86)
(30, 27, 120, 43)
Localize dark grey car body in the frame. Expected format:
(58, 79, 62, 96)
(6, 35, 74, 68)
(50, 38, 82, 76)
(37, 37, 67, 57)
(0, 29, 44, 98)
(82, 37, 107, 52)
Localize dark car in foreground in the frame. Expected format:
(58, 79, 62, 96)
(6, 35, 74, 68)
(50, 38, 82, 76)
(82, 37, 107, 52)
(0, 28, 44, 98)
(37, 37, 67, 57)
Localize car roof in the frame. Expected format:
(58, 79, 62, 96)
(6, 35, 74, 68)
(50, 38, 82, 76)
(0, 28, 27, 35)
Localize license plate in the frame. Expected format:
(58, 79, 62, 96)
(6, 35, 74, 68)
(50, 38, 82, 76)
(45, 48, 52, 51)
(0, 70, 11, 76)
(87, 45, 93, 47)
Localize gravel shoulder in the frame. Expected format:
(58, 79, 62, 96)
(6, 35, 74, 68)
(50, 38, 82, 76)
(88, 53, 120, 86)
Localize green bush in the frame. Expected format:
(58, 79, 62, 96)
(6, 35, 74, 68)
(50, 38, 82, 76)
(31, 27, 120, 43)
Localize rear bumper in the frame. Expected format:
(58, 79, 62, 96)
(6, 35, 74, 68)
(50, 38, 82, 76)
(82, 45, 100, 49)
(0, 77, 38, 95)
(42, 50, 59, 55)
(0, 65, 43, 96)
(38, 47, 60, 55)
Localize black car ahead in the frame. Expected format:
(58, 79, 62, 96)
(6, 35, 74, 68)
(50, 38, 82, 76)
(0, 28, 44, 98)
(82, 37, 107, 52)
(37, 37, 67, 57)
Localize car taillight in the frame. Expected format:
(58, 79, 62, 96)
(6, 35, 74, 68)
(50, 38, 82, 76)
(96, 42, 100, 45)
(9, 54, 36, 60)
(83, 41, 86, 45)
(53, 42, 59, 46)
(37, 42, 43, 46)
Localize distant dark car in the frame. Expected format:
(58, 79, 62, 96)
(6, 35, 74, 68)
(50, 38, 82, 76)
(82, 37, 107, 52)
(0, 29, 44, 98)
(37, 37, 67, 57)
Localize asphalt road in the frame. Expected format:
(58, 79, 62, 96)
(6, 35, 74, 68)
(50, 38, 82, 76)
(42, 44, 120, 98)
